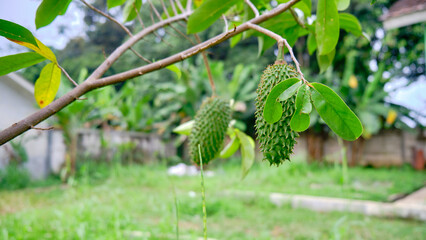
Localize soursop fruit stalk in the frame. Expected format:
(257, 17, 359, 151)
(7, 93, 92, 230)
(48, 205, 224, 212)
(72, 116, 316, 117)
(255, 61, 299, 165)
(190, 96, 231, 165)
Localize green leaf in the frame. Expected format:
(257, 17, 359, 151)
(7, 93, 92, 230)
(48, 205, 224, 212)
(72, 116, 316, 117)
(35, 0, 72, 29)
(278, 80, 302, 101)
(167, 64, 182, 79)
(336, 0, 350, 11)
(307, 32, 317, 55)
(59, 0, 72, 15)
(296, 84, 312, 114)
(0, 19, 38, 47)
(311, 83, 363, 141)
(264, 78, 301, 124)
(290, 84, 311, 132)
(187, 0, 239, 34)
(107, 0, 126, 9)
(230, 33, 242, 48)
(220, 133, 240, 158)
(172, 120, 194, 135)
(290, 110, 310, 132)
(339, 13, 362, 37)
(370, 0, 377, 5)
(0, 52, 46, 76)
(315, 0, 339, 55)
(235, 130, 255, 179)
(123, 0, 142, 22)
(34, 62, 61, 108)
(317, 49, 335, 73)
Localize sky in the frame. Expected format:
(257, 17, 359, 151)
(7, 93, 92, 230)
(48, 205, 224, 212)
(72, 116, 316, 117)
(0, 0, 425, 126)
(0, 0, 84, 55)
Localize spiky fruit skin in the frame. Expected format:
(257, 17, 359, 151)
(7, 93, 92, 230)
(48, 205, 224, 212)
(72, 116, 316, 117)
(255, 61, 299, 166)
(190, 97, 231, 165)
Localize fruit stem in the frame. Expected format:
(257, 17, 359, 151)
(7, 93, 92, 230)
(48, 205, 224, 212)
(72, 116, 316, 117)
(276, 42, 285, 62)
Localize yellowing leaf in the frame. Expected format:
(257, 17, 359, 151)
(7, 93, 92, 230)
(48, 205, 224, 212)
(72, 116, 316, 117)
(10, 38, 56, 62)
(34, 62, 61, 108)
(349, 75, 358, 88)
(195, 0, 203, 7)
(386, 110, 398, 125)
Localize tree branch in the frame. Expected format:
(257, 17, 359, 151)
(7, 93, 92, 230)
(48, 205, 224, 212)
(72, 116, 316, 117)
(58, 64, 78, 87)
(0, 0, 300, 145)
(246, 23, 307, 84)
(80, 0, 133, 37)
(245, 0, 259, 17)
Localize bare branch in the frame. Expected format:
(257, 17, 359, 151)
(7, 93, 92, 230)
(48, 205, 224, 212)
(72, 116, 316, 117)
(175, 0, 185, 13)
(247, 22, 307, 83)
(148, 3, 173, 47)
(130, 47, 152, 63)
(245, 0, 259, 17)
(148, 0, 162, 20)
(160, 0, 170, 18)
(169, 0, 178, 15)
(31, 126, 55, 131)
(80, 0, 133, 37)
(195, 34, 215, 96)
(83, 0, 151, 65)
(186, 0, 192, 11)
(135, 4, 146, 28)
(0, 0, 301, 145)
(282, 38, 307, 83)
(58, 64, 78, 87)
(169, 24, 196, 44)
(246, 23, 282, 43)
(222, 15, 228, 31)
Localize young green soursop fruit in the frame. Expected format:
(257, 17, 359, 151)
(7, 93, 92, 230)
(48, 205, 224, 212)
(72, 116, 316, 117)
(255, 61, 299, 166)
(190, 97, 231, 165)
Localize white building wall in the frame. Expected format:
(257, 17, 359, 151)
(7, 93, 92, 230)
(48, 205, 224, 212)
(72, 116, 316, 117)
(0, 73, 53, 179)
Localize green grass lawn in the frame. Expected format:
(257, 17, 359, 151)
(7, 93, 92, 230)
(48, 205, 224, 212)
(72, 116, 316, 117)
(0, 160, 425, 239)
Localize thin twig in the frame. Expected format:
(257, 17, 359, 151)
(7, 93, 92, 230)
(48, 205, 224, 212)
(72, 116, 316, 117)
(282, 38, 307, 83)
(83, 0, 151, 63)
(195, 34, 216, 96)
(246, 22, 283, 43)
(170, 23, 195, 44)
(175, 0, 185, 13)
(290, 8, 306, 29)
(135, 5, 146, 28)
(148, 3, 173, 47)
(58, 64, 78, 87)
(80, 0, 133, 37)
(169, 0, 178, 15)
(222, 15, 228, 31)
(246, 23, 307, 83)
(148, 0, 162, 19)
(130, 47, 152, 63)
(245, 0, 259, 17)
(31, 126, 55, 131)
(160, 0, 170, 18)
(186, 0, 192, 11)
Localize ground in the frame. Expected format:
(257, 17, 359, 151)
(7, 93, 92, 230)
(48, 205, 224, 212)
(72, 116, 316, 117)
(0, 159, 425, 239)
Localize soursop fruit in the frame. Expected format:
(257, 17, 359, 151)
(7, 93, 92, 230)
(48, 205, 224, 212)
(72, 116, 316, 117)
(255, 61, 299, 166)
(190, 96, 231, 165)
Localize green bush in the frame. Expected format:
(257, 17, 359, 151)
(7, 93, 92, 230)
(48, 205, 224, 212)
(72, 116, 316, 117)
(0, 164, 31, 190)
